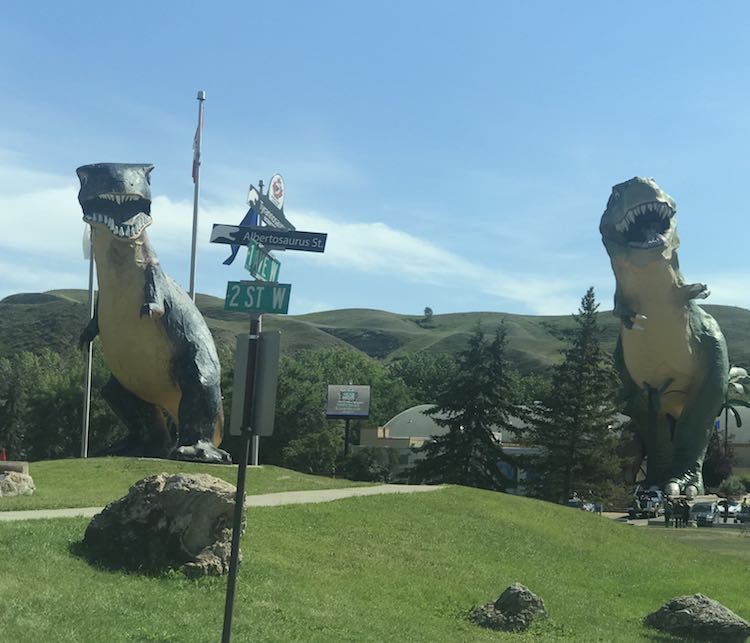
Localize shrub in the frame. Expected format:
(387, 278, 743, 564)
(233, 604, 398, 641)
(718, 474, 745, 499)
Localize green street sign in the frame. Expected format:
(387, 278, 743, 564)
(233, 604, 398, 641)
(224, 281, 291, 314)
(244, 240, 281, 282)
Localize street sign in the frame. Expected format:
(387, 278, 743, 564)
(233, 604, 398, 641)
(244, 240, 281, 282)
(258, 196, 295, 230)
(211, 224, 327, 253)
(224, 281, 291, 314)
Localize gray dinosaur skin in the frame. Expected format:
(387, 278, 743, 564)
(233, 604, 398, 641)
(600, 177, 728, 496)
(77, 163, 231, 464)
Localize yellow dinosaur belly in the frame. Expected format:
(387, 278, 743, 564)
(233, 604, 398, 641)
(94, 242, 181, 420)
(622, 315, 702, 419)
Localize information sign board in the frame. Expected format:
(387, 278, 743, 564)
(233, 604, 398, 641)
(326, 385, 371, 419)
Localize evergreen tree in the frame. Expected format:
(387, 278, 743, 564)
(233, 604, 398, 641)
(522, 287, 623, 503)
(408, 323, 520, 491)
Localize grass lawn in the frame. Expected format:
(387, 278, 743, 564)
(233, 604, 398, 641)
(647, 523, 750, 561)
(0, 457, 370, 511)
(1, 486, 749, 641)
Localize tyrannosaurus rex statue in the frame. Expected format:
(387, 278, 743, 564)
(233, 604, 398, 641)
(600, 176, 727, 497)
(77, 163, 231, 464)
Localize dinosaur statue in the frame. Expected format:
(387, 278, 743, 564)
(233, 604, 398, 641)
(76, 162, 230, 463)
(599, 176, 728, 497)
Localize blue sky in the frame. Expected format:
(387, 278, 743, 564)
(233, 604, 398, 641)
(1, 2, 749, 316)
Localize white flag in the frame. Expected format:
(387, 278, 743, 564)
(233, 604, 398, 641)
(83, 224, 92, 260)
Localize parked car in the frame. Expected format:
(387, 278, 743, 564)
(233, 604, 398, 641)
(690, 501, 720, 527)
(717, 499, 742, 521)
(566, 497, 596, 512)
(628, 489, 665, 519)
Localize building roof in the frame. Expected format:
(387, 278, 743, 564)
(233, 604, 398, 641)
(383, 404, 526, 439)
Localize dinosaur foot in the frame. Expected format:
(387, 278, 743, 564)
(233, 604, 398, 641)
(664, 470, 704, 498)
(172, 440, 232, 464)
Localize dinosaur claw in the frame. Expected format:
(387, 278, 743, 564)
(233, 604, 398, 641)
(140, 303, 165, 319)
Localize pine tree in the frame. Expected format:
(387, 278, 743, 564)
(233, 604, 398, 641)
(522, 287, 623, 503)
(408, 323, 520, 491)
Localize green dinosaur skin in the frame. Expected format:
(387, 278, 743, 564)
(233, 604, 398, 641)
(76, 163, 231, 464)
(600, 177, 728, 496)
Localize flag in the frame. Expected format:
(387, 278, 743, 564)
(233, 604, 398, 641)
(83, 224, 92, 260)
(192, 122, 201, 183)
(223, 207, 259, 265)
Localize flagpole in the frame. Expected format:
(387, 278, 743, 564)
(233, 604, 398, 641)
(189, 90, 206, 301)
(81, 228, 95, 458)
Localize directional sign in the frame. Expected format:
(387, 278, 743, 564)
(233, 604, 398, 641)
(245, 240, 281, 282)
(224, 281, 291, 314)
(211, 224, 327, 253)
(245, 184, 295, 230)
(258, 196, 295, 230)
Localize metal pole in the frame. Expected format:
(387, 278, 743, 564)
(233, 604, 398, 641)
(724, 404, 729, 455)
(188, 90, 206, 301)
(81, 231, 95, 458)
(344, 418, 351, 456)
(222, 312, 262, 643)
(221, 429, 251, 643)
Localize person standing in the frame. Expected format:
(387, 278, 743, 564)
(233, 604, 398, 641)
(681, 499, 691, 528)
(664, 497, 673, 527)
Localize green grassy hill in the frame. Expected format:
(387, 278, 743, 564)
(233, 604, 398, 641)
(1, 476, 749, 641)
(2, 289, 750, 373)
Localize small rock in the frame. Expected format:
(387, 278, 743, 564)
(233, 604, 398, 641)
(468, 583, 547, 632)
(0, 471, 35, 497)
(645, 594, 750, 642)
(82, 473, 241, 578)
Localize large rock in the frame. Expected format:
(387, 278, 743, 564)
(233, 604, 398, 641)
(645, 594, 750, 642)
(0, 471, 35, 497)
(82, 473, 241, 578)
(468, 583, 547, 632)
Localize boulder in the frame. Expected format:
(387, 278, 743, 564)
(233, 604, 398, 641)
(468, 583, 547, 632)
(645, 594, 750, 642)
(82, 473, 241, 578)
(0, 471, 35, 497)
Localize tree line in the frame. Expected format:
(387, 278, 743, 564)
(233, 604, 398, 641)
(0, 287, 737, 504)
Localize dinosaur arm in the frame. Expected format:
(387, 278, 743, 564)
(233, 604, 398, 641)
(79, 295, 99, 349)
(141, 263, 166, 318)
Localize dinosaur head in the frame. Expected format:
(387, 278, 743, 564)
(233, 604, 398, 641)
(76, 163, 154, 240)
(599, 177, 678, 260)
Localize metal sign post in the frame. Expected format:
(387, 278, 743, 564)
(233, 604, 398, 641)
(215, 174, 326, 643)
(221, 311, 261, 643)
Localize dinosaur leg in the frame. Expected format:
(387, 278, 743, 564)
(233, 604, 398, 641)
(170, 360, 231, 464)
(102, 375, 172, 458)
(668, 389, 723, 497)
(628, 402, 673, 490)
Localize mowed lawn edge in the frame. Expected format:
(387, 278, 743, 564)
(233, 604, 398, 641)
(0, 457, 372, 511)
(1, 486, 749, 641)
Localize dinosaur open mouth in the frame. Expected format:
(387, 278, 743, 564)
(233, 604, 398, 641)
(615, 201, 674, 249)
(81, 193, 152, 239)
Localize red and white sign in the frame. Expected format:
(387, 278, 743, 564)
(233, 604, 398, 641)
(268, 173, 285, 210)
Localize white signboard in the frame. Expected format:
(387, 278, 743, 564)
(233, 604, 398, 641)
(326, 384, 371, 418)
(268, 173, 285, 210)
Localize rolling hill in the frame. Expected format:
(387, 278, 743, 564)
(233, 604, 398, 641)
(1, 289, 750, 373)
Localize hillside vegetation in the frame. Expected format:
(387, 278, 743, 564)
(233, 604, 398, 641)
(1, 484, 749, 641)
(2, 289, 750, 373)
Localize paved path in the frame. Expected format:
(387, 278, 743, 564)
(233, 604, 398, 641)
(0, 484, 444, 522)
